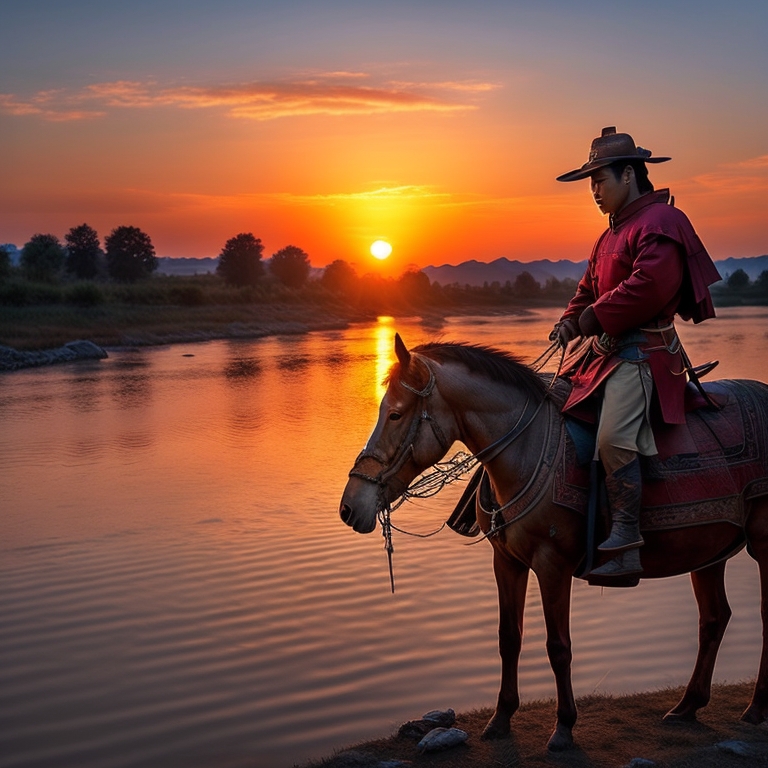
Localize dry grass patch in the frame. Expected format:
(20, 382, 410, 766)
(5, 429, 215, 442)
(304, 682, 768, 768)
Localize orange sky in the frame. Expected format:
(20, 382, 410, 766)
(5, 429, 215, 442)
(2, 2, 766, 275)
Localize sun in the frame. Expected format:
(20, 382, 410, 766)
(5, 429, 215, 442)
(370, 240, 393, 260)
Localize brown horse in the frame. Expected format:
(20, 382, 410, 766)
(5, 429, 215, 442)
(339, 334, 768, 751)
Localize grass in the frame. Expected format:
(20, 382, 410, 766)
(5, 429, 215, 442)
(303, 682, 768, 767)
(4, 270, 761, 355)
(0, 273, 536, 351)
(0, 301, 369, 350)
(0, 275, 379, 350)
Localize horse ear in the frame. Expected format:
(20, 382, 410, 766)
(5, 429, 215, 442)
(394, 333, 411, 368)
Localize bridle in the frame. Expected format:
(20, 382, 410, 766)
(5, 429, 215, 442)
(346, 354, 453, 593)
(346, 349, 558, 592)
(347, 356, 451, 492)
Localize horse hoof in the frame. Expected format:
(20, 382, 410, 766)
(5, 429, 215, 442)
(481, 715, 510, 740)
(663, 708, 698, 723)
(547, 723, 574, 752)
(741, 705, 766, 725)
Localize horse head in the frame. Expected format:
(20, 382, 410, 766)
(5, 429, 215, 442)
(339, 334, 455, 533)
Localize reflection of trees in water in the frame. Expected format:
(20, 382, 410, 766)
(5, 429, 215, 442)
(68, 374, 102, 412)
(276, 354, 311, 372)
(224, 357, 261, 381)
(110, 355, 152, 409)
(324, 352, 352, 370)
(276, 334, 312, 377)
(222, 354, 264, 442)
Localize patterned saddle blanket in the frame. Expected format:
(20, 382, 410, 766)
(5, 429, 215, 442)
(447, 378, 768, 536)
(555, 379, 768, 531)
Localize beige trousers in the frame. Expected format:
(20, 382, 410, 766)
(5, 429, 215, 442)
(595, 361, 657, 473)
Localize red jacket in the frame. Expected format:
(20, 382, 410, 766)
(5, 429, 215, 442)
(560, 189, 720, 425)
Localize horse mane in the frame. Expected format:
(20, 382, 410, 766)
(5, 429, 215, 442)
(394, 341, 547, 401)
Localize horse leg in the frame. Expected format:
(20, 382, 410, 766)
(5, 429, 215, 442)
(664, 560, 731, 721)
(482, 548, 529, 740)
(742, 498, 768, 724)
(536, 562, 577, 751)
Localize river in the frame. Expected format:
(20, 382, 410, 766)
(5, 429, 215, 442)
(2, 306, 768, 768)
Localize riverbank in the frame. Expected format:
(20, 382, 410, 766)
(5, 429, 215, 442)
(0, 300, 534, 354)
(0, 301, 380, 351)
(304, 682, 768, 767)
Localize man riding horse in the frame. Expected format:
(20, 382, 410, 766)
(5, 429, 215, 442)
(550, 127, 722, 577)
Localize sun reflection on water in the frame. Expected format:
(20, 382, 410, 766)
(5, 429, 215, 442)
(375, 316, 396, 400)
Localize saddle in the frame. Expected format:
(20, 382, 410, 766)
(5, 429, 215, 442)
(447, 378, 768, 538)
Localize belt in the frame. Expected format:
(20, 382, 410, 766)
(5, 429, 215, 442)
(639, 320, 675, 333)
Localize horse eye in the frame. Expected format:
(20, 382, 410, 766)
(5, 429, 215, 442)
(389, 413, 402, 421)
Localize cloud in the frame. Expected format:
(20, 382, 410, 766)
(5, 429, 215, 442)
(0, 73, 496, 122)
(110, 186, 453, 212)
(683, 154, 768, 195)
(273, 185, 452, 205)
(388, 79, 500, 93)
(0, 92, 104, 121)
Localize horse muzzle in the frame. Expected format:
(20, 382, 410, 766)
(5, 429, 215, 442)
(339, 479, 379, 534)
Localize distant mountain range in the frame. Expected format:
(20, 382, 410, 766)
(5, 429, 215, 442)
(153, 254, 768, 285)
(422, 258, 587, 287)
(422, 255, 768, 287)
(711, 256, 768, 282)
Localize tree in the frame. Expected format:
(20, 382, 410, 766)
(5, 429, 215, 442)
(269, 245, 311, 288)
(20, 233, 66, 281)
(321, 259, 358, 295)
(756, 270, 768, 296)
(217, 233, 264, 286)
(357, 272, 392, 310)
(513, 270, 541, 298)
(104, 226, 157, 281)
(65, 223, 102, 279)
(0, 246, 11, 281)
(727, 268, 750, 291)
(398, 268, 431, 304)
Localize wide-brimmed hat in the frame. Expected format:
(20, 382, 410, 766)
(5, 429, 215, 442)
(556, 126, 671, 182)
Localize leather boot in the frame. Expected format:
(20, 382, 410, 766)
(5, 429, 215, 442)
(597, 457, 644, 553)
(590, 548, 642, 578)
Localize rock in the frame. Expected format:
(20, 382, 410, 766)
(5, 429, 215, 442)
(716, 740, 768, 758)
(421, 708, 456, 727)
(0, 340, 107, 372)
(416, 727, 468, 753)
(63, 340, 107, 360)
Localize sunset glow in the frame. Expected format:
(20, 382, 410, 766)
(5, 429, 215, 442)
(1, 2, 766, 272)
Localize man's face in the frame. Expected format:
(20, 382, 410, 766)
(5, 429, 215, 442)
(590, 167, 629, 215)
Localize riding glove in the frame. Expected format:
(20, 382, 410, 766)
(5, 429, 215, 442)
(578, 306, 604, 338)
(549, 319, 578, 348)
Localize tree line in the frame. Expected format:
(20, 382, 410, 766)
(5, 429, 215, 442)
(711, 268, 768, 303)
(0, 225, 315, 289)
(5, 224, 766, 311)
(0, 224, 581, 311)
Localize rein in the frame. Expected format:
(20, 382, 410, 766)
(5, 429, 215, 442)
(347, 355, 450, 592)
(348, 342, 564, 592)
